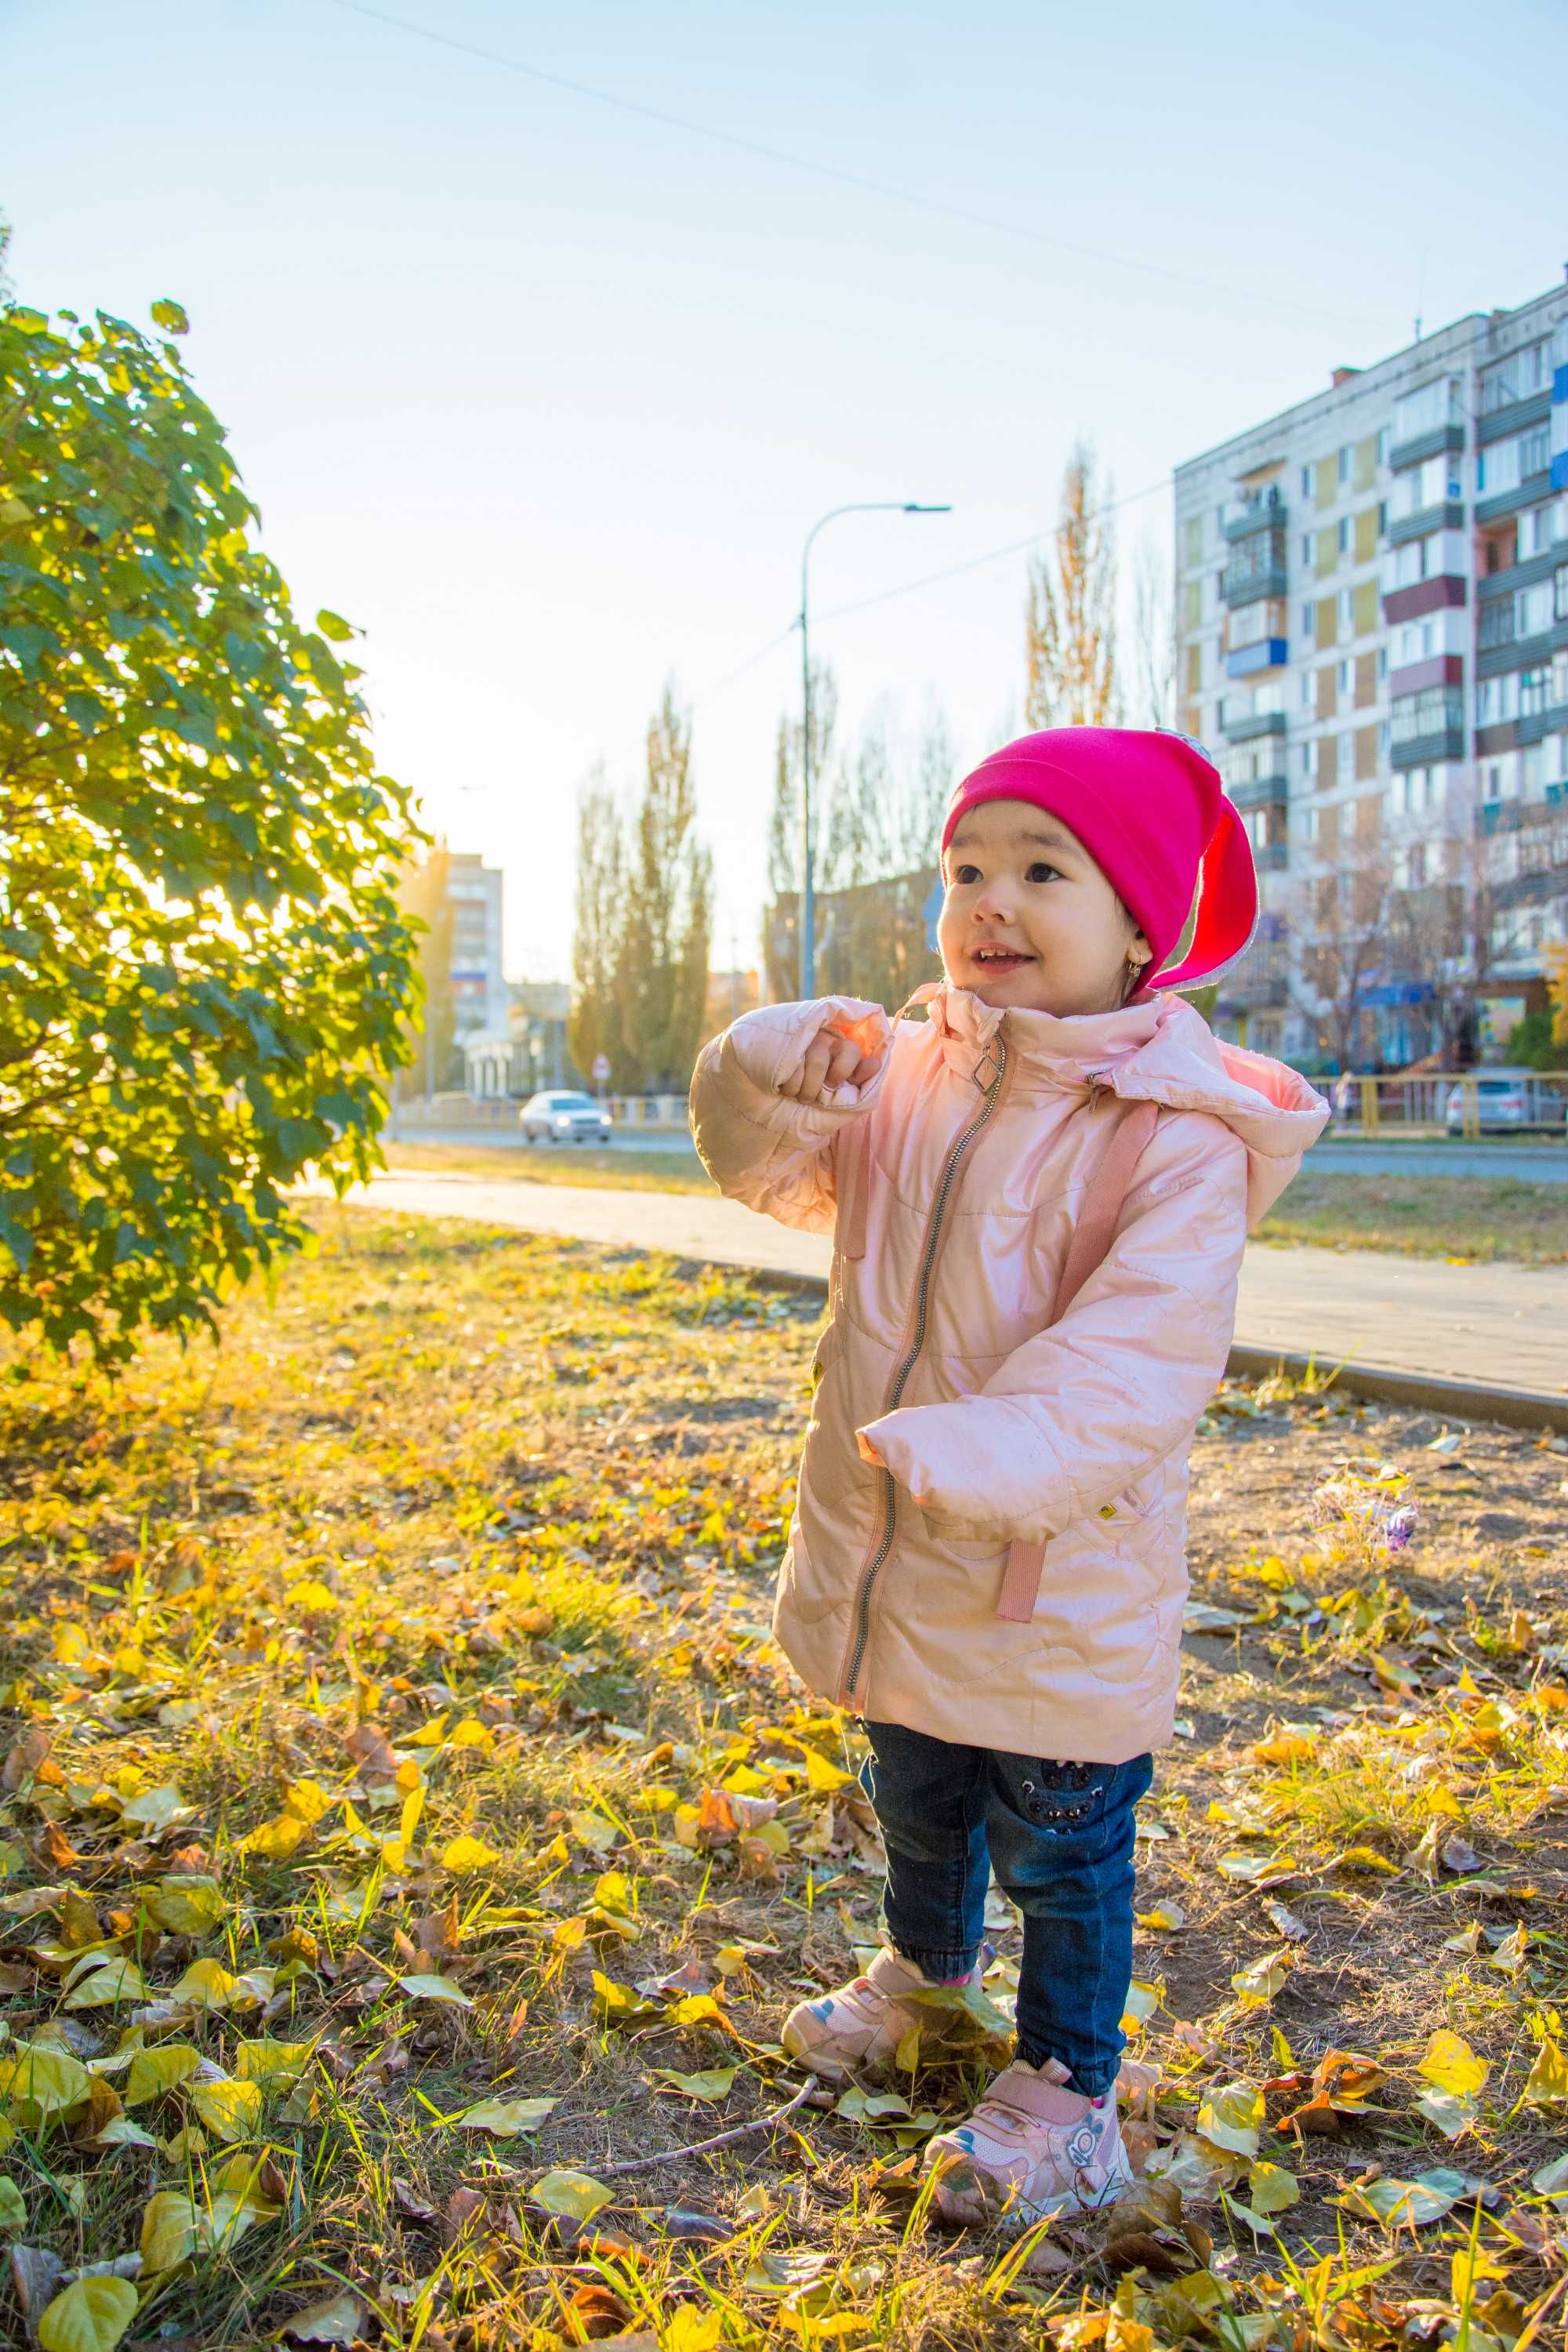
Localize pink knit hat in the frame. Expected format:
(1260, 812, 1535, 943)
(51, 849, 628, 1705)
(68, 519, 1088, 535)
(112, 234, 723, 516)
(940, 726, 1256, 991)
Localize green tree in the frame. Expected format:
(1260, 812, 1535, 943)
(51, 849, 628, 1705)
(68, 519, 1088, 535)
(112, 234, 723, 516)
(0, 298, 421, 1367)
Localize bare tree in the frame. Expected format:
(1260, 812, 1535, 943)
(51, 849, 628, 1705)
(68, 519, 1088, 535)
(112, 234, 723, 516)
(763, 679, 956, 1007)
(1286, 812, 1408, 1072)
(1130, 534, 1177, 730)
(1025, 441, 1120, 729)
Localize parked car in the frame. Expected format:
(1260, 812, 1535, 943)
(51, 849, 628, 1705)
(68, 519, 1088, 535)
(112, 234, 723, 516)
(519, 1089, 612, 1144)
(1443, 1074, 1568, 1134)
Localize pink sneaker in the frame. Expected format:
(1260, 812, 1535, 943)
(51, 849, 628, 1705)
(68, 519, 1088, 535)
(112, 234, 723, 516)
(781, 1947, 982, 2083)
(922, 2056, 1133, 2226)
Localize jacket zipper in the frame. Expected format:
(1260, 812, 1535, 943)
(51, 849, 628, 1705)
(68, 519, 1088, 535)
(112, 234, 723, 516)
(839, 1029, 1014, 1706)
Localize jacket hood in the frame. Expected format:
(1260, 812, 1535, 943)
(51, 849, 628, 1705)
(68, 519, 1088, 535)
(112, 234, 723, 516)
(927, 983, 1327, 1223)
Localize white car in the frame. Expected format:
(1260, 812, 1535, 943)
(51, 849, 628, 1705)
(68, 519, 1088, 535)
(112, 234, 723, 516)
(519, 1089, 613, 1145)
(1443, 1074, 1567, 1134)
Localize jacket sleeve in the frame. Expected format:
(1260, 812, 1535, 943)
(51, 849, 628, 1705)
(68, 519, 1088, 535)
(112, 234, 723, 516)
(688, 996, 891, 1236)
(858, 1116, 1248, 1541)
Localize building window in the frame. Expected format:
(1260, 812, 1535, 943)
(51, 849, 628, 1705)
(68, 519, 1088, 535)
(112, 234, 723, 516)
(1393, 377, 1462, 443)
(1521, 424, 1551, 477)
(1301, 533, 1312, 566)
(1392, 684, 1463, 745)
(1300, 670, 1315, 709)
(1475, 673, 1523, 729)
(1376, 427, 1390, 467)
(1338, 446, 1352, 486)
(1338, 517, 1352, 556)
(1300, 465, 1312, 499)
(1520, 666, 1551, 719)
(1478, 437, 1523, 497)
(1377, 647, 1388, 681)
(1479, 343, 1549, 413)
(1301, 740, 1317, 779)
(1301, 601, 1314, 636)
(1557, 563, 1568, 624)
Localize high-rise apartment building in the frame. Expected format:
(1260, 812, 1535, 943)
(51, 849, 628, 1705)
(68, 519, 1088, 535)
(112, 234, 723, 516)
(444, 851, 508, 1042)
(1174, 276, 1568, 1070)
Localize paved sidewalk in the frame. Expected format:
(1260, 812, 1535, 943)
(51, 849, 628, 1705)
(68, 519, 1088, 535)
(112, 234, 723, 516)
(320, 1171, 1568, 1401)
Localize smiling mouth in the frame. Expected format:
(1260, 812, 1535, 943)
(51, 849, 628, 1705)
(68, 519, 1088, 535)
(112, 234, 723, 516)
(971, 946, 1035, 969)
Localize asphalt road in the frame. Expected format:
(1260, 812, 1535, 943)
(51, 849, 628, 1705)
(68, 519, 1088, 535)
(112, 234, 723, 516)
(320, 1169, 1568, 1400)
(1307, 1140, 1568, 1181)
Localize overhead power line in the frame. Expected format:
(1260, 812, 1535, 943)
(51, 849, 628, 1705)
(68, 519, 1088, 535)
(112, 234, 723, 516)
(321, 0, 1392, 331)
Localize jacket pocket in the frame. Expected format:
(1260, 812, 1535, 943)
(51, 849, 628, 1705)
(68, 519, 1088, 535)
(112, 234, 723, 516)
(777, 1514, 847, 1626)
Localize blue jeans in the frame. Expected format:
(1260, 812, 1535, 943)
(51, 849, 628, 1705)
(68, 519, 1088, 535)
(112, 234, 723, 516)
(861, 1719, 1153, 2098)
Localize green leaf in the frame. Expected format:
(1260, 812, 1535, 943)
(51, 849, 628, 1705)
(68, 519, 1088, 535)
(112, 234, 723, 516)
(1196, 2081, 1265, 2158)
(532, 2168, 612, 2222)
(38, 2275, 138, 2352)
(314, 608, 354, 641)
(455, 2095, 558, 2136)
(654, 2067, 739, 2102)
(397, 1972, 473, 2008)
(150, 298, 190, 336)
(0, 2175, 25, 2230)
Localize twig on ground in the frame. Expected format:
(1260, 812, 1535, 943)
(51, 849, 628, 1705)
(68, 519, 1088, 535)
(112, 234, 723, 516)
(591, 2077, 815, 2176)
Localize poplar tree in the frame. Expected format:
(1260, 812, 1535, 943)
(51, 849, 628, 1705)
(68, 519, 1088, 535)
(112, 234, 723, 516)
(568, 688, 712, 1092)
(1025, 441, 1120, 729)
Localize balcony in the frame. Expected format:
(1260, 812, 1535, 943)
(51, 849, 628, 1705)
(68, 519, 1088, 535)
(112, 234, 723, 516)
(1224, 709, 1287, 743)
(1229, 772, 1287, 813)
(1255, 843, 1289, 873)
(1223, 487, 1288, 542)
(1388, 421, 1465, 471)
(1387, 502, 1464, 546)
(1382, 575, 1467, 626)
(1226, 637, 1288, 679)
(1224, 557, 1288, 607)
(1391, 727, 1465, 769)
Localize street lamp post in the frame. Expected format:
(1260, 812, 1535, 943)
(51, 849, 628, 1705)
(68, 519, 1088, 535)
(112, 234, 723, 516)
(798, 501, 951, 999)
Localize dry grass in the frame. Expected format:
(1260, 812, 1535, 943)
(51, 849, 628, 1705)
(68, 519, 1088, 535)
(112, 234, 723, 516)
(0, 1214, 1565, 2350)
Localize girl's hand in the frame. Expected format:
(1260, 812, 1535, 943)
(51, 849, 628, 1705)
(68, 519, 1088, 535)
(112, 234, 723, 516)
(779, 1012, 887, 1102)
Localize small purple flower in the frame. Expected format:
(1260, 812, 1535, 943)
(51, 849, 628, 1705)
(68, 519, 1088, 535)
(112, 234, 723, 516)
(1382, 1505, 1418, 1553)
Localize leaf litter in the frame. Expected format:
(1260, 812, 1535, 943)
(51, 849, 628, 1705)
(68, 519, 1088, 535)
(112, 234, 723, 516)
(0, 1211, 1564, 2346)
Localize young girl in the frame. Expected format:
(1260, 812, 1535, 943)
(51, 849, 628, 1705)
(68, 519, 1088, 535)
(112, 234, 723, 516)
(690, 727, 1327, 2226)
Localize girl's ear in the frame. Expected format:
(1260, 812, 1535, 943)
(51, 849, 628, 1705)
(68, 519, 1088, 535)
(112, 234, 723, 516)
(1129, 926, 1153, 973)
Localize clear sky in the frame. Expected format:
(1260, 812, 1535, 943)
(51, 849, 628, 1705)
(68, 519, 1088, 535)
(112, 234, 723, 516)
(8, 0, 1566, 980)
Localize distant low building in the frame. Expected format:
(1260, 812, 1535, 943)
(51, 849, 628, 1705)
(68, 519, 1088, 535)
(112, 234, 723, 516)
(463, 980, 575, 1098)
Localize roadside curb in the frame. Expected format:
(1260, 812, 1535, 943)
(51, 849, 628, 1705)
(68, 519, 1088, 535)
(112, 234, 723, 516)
(739, 1265, 1568, 1438)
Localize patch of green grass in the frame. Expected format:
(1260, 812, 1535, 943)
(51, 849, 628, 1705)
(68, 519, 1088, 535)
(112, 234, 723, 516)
(1258, 1171, 1568, 1263)
(383, 1139, 714, 1195)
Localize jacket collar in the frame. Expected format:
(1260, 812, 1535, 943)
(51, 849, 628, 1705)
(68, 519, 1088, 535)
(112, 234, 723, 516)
(921, 981, 1164, 1092)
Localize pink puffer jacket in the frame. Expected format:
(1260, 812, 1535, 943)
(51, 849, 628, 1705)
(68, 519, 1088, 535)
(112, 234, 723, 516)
(691, 985, 1327, 1760)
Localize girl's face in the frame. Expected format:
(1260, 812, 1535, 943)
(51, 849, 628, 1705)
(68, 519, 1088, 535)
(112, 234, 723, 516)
(938, 797, 1152, 1017)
